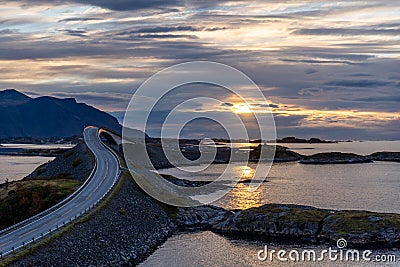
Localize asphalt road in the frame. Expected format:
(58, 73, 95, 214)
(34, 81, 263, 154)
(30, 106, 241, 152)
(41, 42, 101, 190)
(0, 126, 120, 256)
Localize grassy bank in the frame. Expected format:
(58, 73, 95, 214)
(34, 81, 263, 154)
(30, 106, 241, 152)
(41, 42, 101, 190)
(0, 179, 81, 230)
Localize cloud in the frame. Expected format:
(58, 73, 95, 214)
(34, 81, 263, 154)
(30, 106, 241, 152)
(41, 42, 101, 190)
(353, 96, 400, 102)
(305, 68, 317, 75)
(221, 102, 234, 107)
(346, 73, 373, 77)
(0, 29, 19, 35)
(268, 103, 279, 108)
(14, 0, 182, 11)
(61, 29, 88, 37)
(23, 91, 131, 111)
(0, 0, 399, 140)
(117, 26, 202, 35)
(132, 34, 198, 39)
(58, 17, 104, 23)
(298, 88, 323, 96)
(323, 79, 392, 88)
(295, 27, 400, 36)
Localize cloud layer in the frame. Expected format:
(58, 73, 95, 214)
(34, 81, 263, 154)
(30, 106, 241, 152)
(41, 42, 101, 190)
(0, 0, 399, 139)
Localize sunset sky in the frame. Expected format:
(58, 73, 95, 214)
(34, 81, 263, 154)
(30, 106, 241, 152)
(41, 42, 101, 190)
(0, 0, 399, 140)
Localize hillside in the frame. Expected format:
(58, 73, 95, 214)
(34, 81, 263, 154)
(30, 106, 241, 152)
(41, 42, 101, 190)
(0, 89, 121, 138)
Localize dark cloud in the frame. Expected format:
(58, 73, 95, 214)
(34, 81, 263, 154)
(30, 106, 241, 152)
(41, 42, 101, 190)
(117, 26, 202, 35)
(268, 103, 279, 108)
(254, 103, 279, 109)
(133, 34, 198, 39)
(323, 79, 392, 88)
(47, 91, 129, 102)
(277, 125, 400, 141)
(221, 102, 234, 107)
(61, 29, 88, 37)
(0, 29, 18, 35)
(353, 96, 400, 102)
(305, 68, 317, 75)
(1, 0, 399, 140)
(84, 0, 181, 10)
(58, 17, 104, 23)
(15, 0, 182, 11)
(346, 73, 373, 77)
(0, 32, 226, 60)
(281, 58, 358, 65)
(298, 88, 323, 96)
(22, 91, 132, 111)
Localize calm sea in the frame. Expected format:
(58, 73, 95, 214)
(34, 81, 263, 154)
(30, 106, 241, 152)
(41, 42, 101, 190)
(0, 144, 73, 184)
(141, 231, 400, 267)
(159, 141, 400, 213)
(149, 141, 400, 266)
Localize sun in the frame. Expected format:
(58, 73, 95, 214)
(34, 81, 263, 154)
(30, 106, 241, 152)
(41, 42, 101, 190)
(233, 104, 252, 114)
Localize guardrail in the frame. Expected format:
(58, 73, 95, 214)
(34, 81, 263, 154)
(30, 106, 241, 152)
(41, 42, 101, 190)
(0, 134, 97, 237)
(0, 128, 122, 258)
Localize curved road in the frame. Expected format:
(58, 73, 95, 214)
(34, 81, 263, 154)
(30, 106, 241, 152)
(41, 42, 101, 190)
(0, 127, 120, 256)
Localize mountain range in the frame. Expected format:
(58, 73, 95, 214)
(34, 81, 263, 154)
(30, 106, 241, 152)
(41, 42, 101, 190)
(0, 89, 122, 138)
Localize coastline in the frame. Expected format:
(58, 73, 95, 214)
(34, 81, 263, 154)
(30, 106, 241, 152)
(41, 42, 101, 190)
(2, 140, 400, 265)
(175, 204, 400, 249)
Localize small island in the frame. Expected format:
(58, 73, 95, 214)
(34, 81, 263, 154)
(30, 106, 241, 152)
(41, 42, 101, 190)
(276, 137, 337, 144)
(299, 152, 373, 164)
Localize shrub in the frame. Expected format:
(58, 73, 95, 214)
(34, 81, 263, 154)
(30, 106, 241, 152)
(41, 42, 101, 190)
(36, 167, 46, 175)
(63, 150, 75, 159)
(72, 158, 82, 168)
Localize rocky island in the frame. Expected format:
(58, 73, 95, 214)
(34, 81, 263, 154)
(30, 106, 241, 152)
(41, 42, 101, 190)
(299, 152, 373, 164)
(276, 137, 337, 144)
(2, 133, 400, 266)
(176, 204, 400, 249)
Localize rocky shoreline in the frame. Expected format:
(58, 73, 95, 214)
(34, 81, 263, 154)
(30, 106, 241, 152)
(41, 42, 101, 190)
(2, 139, 400, 266)
(8, 175, 176, 267)
(24, 142, 94, 183)
(175, 204, 400, 249)
(3, 142, 176, 266)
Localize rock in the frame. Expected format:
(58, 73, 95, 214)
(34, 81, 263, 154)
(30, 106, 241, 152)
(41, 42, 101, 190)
(175, 204, 400, 249)
(368, 152, 400, 162)
(318, 210, 400, 248)
(9, 177, 176, 266)
(176, 206, 232, 229)
(211, 204, 329, 243)
(299, 152, 372, 164)
(24, 142, 94, 182)
(250, 145, 302, 162)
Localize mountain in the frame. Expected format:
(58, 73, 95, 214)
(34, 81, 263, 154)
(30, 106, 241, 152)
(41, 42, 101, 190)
(0, 89, 32, 106)
(0, 89, 122, 138)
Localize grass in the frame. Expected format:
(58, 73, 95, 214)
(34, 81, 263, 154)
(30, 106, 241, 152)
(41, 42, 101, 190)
(0, 172, 124, 266)
(248, 204, 329, 224)
(326, 211, 400, 234)
(0, 179, 81, 230)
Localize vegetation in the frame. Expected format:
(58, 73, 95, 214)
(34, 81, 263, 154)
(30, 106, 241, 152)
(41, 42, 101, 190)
(36, 167, 46, 176)
(0, 179, 81, 230)
(63, 149, 75, 159)
(72, 158, 82, 167)
(325, 211, 400, 235)
(248, 204, 329, 223)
